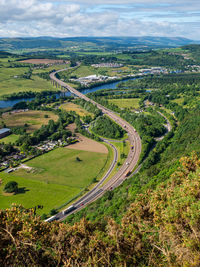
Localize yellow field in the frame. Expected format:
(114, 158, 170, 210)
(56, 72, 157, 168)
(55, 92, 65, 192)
(171, 98, 184, 105)
(108, 98, 140, 109)
(1, 110, 58, 133)
(60, 102, 93, 117)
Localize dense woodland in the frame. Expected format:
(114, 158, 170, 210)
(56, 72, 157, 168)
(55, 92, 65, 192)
(92, 115, 125, 139)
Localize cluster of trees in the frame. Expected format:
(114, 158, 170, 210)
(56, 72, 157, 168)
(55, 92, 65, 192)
(3, 90, 58, 100)
(92, 115, 125, 139)
(0, 51, 12, 58)
(1, 154, 200, 266)
(36, 72, 51, 80)
(129, 50, 192, 68)
(0, 143, 16, 161)
(3, 181, 18, 194)
(88, 88, 142, 100)
(74, 98, 102, 118)
(15, 110, 74, 152)
(182, 44, 200, 63)
(75, 117, 101, 142)
(12, 95, 72, 111)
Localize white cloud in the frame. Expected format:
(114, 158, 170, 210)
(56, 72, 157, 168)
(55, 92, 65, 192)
(0, 0, 199, 39)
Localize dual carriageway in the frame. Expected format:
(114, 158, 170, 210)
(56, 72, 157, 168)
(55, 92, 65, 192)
(47, 69, 142, 221)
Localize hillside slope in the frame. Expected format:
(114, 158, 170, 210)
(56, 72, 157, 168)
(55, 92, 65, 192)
(1, 154, 200, 266)
(0, 36, 196, 52)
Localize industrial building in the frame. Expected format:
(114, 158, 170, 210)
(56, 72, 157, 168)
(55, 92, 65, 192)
(0, 128, 11, 139)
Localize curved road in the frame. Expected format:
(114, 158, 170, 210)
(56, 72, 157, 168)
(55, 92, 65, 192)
(49, 69, 142, 221)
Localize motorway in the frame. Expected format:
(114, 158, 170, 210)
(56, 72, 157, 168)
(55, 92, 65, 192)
(49, 69, 142, 221)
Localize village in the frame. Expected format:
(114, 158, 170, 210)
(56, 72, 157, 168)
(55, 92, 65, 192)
(0, 129, 77, 172)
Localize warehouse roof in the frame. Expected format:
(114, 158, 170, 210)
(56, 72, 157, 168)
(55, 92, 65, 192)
(0, 128, 10, 134)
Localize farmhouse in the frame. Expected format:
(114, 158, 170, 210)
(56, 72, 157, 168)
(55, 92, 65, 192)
(0, 128, 11, 139)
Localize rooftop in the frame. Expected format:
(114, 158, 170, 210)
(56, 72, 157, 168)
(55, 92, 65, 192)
(0, 128, 11, 134)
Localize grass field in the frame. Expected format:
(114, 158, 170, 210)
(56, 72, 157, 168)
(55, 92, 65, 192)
(171, 98, 184, 105)
(108, 98, 140, 109)
(0, 134, 19, 144)
(0, 147, 108, 214)
(32, 64, 70, 74)
(60, 102, 93, 117)
(69, 65, 98, 78)
(1, 110, 58, 133)
(0, 67, 57, 98)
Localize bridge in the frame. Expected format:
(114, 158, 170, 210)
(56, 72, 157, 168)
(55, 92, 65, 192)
(49, 68, 142, 221)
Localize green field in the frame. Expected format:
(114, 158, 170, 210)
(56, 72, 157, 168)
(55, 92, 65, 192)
(0, 134, 19, 144)
(69, 65, 98, 78)
(171, 98, 184, 105)
(0, 67, 57, 98)
(32, 64, 70, 74)
(108, 98, 140, 109)
(0, 148, 107, 214)
(60, 64, 131, 80)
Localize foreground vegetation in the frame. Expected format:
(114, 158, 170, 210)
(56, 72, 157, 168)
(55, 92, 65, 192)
(1, 154, 200, 266)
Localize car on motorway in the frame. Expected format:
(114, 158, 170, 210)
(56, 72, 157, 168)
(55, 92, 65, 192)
(125, 171, 131, 177)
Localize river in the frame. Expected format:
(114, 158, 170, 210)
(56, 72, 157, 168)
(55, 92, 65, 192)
(0, 78, 136, 108)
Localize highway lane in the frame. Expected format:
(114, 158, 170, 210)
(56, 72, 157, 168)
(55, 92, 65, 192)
(49, 69, 142, 221)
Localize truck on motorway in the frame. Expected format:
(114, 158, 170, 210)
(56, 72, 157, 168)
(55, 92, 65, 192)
(45, 215, 58, 223)
(62, 205, 76, 215)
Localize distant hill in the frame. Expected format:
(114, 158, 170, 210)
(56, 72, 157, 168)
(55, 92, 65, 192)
(0, 36, 198, 52)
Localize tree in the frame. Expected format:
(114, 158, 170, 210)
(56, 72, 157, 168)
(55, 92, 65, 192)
(50, 209, 57, 216)
(4, 181, 18, 193)
(76, 157, 81, 162)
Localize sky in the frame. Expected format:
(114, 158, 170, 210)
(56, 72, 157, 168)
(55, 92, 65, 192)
(0, 0, 200, 39)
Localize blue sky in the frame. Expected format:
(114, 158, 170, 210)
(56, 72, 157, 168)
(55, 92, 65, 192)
(0, 0, 199, 39)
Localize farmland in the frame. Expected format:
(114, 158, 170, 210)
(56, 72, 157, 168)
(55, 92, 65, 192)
(0, 147, 108, 214)
(19, 59, 67, 64)
(0, 66, 56, 98)
(108, 98, 140, 109)
(1, 110, 58, 133)
(60, 102, 93, 117)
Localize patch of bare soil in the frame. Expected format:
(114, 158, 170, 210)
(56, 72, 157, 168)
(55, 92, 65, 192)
(67, 134, 108, 154)
(19, 59, 67, 64)
(2, 192, 15, 196)
(66, 123, 76, 133)
(18, 164, 33, 171)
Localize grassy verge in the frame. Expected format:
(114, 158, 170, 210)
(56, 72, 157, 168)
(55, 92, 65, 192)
(101, 140, 131, 187)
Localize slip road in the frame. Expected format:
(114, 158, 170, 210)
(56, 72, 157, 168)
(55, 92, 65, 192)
(48, 69, 142, 221)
